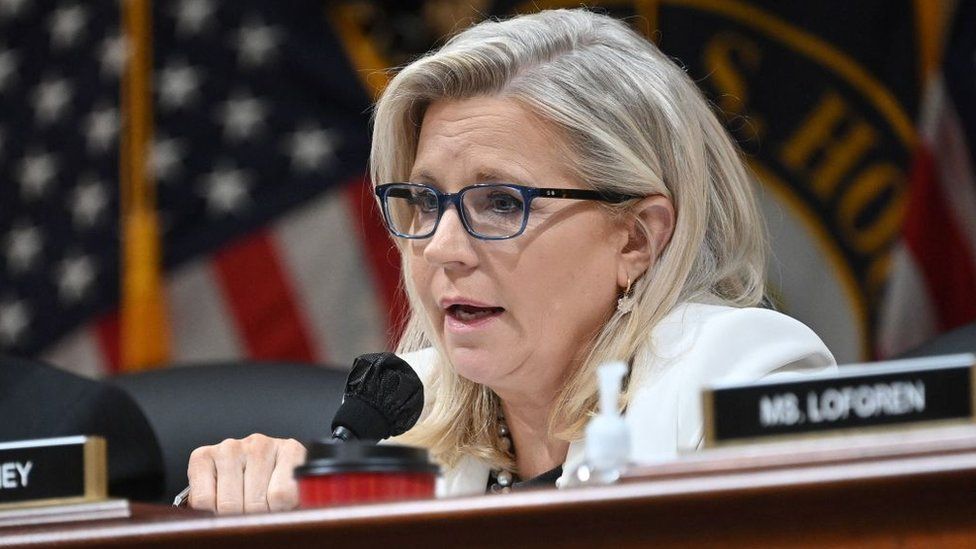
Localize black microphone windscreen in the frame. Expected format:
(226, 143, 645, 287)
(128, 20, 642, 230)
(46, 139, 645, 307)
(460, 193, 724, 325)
(330, 352, 424, 440)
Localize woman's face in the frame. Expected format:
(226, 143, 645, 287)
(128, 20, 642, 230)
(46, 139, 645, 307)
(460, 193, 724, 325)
(406, 97, 627, 401)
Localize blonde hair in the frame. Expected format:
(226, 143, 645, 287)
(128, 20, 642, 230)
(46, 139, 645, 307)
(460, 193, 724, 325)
(371, 9, 766, 471)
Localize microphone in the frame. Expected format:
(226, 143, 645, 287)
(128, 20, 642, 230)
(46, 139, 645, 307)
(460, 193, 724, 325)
(294, 353, 432, 507)
(330, 352, 424, 442)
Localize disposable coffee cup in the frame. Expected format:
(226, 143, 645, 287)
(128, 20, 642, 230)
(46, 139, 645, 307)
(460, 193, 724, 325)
(295, 440, 439, 507)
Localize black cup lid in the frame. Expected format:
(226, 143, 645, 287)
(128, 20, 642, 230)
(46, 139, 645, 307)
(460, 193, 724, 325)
(295, 440, 440, 476)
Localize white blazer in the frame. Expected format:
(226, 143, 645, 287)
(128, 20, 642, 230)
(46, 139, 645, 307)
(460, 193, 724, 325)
(400, 302, 837, 497)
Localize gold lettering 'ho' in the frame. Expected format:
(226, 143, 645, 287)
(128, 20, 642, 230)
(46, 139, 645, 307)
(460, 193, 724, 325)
(839, 164, 906, 255)
(780, 91, 877, 201)
(778, 90, 906, 296)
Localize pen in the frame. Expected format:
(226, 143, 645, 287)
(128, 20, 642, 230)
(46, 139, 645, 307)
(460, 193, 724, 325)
(173, 486, 190, 507)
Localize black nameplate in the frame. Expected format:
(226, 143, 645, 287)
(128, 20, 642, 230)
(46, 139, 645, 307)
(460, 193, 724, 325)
(703, 354, 976, 446)
(0, 436, 106, 509)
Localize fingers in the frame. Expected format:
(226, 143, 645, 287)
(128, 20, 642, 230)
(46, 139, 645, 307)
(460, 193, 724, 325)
(187, 446, 217, 512)
(214, 438, 246, 514)
(267, 439, 306, 512)
(242, 435, 276, 514)
(186, 435, 305, 515)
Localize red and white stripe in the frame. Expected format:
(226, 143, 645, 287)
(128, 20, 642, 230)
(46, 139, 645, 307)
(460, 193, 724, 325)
(44, 177, 402, 377)
(877, 76, 976, 357)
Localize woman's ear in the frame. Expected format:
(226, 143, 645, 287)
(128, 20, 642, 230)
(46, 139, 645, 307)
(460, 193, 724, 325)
(617, 195, 675, 287)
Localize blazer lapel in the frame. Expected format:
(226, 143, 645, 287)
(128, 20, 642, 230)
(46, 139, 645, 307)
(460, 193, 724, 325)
(437, 454, 490, 497)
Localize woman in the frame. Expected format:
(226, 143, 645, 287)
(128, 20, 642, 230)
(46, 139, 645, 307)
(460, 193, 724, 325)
(187, 8, 834, 513)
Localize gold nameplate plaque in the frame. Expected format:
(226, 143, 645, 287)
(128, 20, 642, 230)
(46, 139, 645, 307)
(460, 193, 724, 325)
(703, 354, 976, 447)
(0, 436, 107, 510)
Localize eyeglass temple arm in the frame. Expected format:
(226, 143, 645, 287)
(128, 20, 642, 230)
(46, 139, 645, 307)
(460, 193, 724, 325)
(534, 187, 639, 203)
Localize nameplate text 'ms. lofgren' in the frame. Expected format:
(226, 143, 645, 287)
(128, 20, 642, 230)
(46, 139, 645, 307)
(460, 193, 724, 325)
(702, 354, 975, 446)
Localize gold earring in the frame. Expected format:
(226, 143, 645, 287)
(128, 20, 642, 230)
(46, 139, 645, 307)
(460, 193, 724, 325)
(617, 276, 635, 313)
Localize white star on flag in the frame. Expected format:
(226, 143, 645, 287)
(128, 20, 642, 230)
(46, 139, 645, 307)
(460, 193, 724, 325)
(49, 4, 89, 50)
(0, 49, 17, 92)
(71, 177, 109, 229)
(99, 34, 128, 78)
(0, 299, 30, 347)
(234, 17, 282, 68)
(158, 60, 203, 110)
(85, 106, 120, 153)
(32, 76, 73, 124)
(56, 254, 97, 304)
(18, 151, 58, 200)
(174, 0, 216, 36)
(202, 163, 253, 216)
(4, 224, 43, 273)
(285, 125, 340, 173)
(0, 0, 28, 20)
(150, 136, 186, 182)
(217, 91, 267, 142)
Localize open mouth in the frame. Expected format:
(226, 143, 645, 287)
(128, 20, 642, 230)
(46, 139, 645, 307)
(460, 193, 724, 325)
(446, 304, 505, 322)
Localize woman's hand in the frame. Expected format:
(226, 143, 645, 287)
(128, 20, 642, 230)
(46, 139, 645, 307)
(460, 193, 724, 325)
(187, 434, 306, 514)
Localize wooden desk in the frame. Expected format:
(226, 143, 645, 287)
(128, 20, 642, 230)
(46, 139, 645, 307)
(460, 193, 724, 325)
(4, 425, 976, 548)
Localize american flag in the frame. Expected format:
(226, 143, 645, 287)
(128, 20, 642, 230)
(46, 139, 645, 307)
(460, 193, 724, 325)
(0, 0, 403, 376)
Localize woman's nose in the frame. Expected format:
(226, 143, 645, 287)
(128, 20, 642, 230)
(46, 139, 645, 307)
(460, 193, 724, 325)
(421, 208, 479, 269)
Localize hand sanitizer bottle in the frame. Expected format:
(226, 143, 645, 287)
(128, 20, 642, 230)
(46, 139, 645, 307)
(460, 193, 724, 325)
(566, 361, 630, 486)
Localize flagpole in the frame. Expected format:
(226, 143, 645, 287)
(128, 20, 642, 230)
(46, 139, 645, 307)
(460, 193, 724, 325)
(914, 0, 954, 86)
(120, 0, 171, 371)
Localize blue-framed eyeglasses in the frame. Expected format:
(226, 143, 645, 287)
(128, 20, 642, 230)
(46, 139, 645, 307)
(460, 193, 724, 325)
(374, 182, 640, 240)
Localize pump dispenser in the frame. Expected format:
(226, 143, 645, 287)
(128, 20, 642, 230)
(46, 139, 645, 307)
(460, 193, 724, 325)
(566, 361, 631, 486)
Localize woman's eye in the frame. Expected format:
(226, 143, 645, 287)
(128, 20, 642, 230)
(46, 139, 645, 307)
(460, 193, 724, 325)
(412, 193, 438, 212)
(487, 192, 523, 213)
